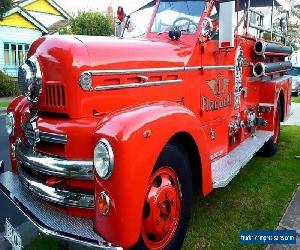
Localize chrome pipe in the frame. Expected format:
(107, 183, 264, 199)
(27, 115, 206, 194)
(0, 161, 4, 174)
(253, 61, 292, 78)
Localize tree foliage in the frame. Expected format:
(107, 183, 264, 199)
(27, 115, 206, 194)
(59, 11, 114, 36)
(0, 71, 20, 97)
(0, 0, 12, 20)
(286, 23, 300, 50)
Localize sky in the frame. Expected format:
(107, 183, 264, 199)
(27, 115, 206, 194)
(55, 0, 153, 16)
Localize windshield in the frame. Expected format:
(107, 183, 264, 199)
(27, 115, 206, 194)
(123, 1, 155, 38)
(151, 0, 206, 34)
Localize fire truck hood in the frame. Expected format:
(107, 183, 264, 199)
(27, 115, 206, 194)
(29, 35, 192, 77)
(74, 35, 190, 69)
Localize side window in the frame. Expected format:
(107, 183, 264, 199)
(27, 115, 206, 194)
(4, 43, 10, 66)
(3, 43, 29, 68)
(210, 5, 219, 40)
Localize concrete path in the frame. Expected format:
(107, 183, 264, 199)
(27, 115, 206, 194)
(284, 103, 300, 126)
(0, 97, 14, 103)
(0, 97, 14, 114)
(267, 187, 300, 249)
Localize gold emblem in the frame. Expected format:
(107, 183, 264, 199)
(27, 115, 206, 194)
(206, 76, 229, 97)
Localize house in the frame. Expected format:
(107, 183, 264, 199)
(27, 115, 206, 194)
(0, 0, 70, 77)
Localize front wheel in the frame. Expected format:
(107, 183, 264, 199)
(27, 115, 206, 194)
(133, 143, 193, 250)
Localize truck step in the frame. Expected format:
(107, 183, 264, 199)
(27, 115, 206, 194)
(212, 130, 274, 188)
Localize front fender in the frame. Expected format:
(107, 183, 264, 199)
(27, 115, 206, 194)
(93, 102, 211, 248)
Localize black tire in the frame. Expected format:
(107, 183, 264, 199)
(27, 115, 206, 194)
(258, 100, 281, 157)
(132, 143, 193, 250)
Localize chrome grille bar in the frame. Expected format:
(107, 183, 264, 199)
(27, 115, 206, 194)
(15, 140, 93, 180)
(18, 165, 95, 208)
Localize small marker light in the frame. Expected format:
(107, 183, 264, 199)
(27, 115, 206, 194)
(98, 191, 110, 216)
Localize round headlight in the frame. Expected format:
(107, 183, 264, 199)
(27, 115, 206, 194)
(6, 112, 15, 136)
(94, 139, 114, 180)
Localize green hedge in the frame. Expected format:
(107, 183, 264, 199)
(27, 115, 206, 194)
(59, 11, 115, 36)
(0, 71, 20, 97)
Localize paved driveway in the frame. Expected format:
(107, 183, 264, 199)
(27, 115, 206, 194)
(283, 103, 300, 126)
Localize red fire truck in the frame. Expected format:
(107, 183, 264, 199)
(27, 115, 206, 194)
(1, 0, 293, 249)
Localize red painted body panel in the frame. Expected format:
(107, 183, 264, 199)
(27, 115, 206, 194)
(7, 0, 292, 248)
(93, 102, 211, 247)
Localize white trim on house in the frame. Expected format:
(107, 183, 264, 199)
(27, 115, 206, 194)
(3, 7, 48, 33)
(18, 0, 71, 19)
(19, 8, 48, 33)
(47, 0, 71, 19)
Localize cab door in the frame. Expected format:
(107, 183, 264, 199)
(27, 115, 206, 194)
(198, 1, 242, 160)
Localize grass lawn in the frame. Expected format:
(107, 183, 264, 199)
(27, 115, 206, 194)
(293, 96, 300, 103)
(0, 101, 9, 108)
(183, 126, 300, 249)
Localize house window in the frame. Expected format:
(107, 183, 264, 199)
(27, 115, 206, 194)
(3, 43, 29, 68)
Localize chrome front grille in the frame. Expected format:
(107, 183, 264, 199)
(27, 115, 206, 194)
(15, 140, 94, 208)
(15, 140, 93, 180)
(23, 116, 68, 146)
(18, 165, 94, 208)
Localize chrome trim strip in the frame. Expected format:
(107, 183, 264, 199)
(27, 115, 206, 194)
(94, 79, 182, 91)
(83, 65, 235, 77)
(15, 141, 93, 180)
(202, 65, 235, 70)
(39, 132, 68, 145)
(18, 165, 95, 208)
(85, 67, 187, 76)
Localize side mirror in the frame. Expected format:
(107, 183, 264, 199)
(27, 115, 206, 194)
(219, 1, 235, 48)
(117, 6, 125, 22)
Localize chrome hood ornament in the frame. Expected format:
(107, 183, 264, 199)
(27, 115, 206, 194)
(18, 56, 42, 105)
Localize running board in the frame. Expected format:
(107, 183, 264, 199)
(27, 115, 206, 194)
(212, 130, 273, 188)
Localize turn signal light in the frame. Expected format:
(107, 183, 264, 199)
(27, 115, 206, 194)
(98, 191, 110, 216)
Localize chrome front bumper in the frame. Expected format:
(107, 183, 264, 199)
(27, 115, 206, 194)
(15, 140, 95, 208)
(0, 169, 121, 250)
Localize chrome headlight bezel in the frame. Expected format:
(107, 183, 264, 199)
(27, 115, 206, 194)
(94, 138, 114, 180)
(6, 112, 15, 136)
(78, 72, 93, 91)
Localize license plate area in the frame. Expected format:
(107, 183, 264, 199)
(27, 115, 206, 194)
(4, 219, 22, 250)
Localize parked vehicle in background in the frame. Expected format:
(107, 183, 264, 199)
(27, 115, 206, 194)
(285, 67, 300, 96)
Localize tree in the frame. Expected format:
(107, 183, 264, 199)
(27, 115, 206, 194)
(286, 23, 300, 49)
(59, 11, 114, 36)
(0, 0, 12, 20)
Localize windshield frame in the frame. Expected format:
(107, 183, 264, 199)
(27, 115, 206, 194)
(144, 0, 214, 42)
(150, 0, 207, 35)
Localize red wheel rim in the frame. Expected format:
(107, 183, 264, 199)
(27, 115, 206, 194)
(274, 108, 280, 143)
(141, 167, 182, 249)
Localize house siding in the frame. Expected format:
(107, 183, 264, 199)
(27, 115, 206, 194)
(0, 26, 42, 77)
